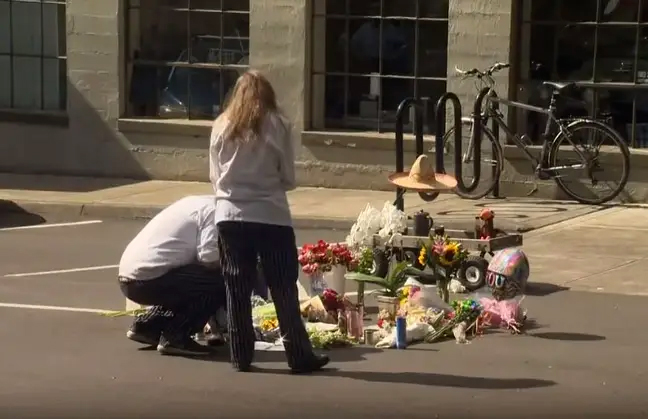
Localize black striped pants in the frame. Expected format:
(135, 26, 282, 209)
(217, 221, 314, 370)
(119, 264, 226, 342)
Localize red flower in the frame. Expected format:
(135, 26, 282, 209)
(297, 240, 354, 274)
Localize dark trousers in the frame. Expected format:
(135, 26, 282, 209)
(119, 264, 226, 342)
(217, 221, 314, 370)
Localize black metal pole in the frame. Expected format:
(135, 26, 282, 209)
(394, 97, 417, 211)
(489, 93, 502, 198)
(434, 92, 463, 186)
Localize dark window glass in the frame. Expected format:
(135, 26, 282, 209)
(0, 0, 67, 111)
(316, 0, 449, 131)
(520, 0, 648, 148)
(126, 0, 249, 119)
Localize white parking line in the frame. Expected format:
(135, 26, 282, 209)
(4, 264, 119, 278)
(0, 302, 110, 314)
(0, 220, 103, 231)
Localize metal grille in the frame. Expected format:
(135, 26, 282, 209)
(0, 0, 67, 112)
(519, 0, 648, 147)
(125, 0, 249, 120)
(312, 0, 449, 132)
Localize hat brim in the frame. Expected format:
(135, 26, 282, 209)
(388, 172, 458, 192)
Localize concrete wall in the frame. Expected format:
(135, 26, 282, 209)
(0, 0, 151, 180)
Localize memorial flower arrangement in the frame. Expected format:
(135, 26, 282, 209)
(418, 235, 468, 269)
(418, 235, 468, 302)
(425, 298, 483, 343)
(253, 288, 361, 350)
(298, 240, 356, 274)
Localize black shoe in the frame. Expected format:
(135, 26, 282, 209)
(157, 337, 214, 356)
(290, 354, 330, 374)
(126, 325, 160, 346)
(205, 332, 227, 347)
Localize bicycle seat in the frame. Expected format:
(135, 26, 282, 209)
(542, 81, 577, 93)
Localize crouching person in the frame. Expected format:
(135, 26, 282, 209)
(118, 195, 225, 356)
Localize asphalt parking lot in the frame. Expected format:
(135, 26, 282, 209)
(1, 215, 647, 418)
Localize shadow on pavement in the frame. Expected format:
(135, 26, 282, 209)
(525, 282, 570, 297)
(255, 368, 556, 389)
(194, 346, 384, 364)
(0, 201, 46, 228)
(529, 332, 606, 342)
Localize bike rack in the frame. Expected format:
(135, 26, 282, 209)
(394, 97, 433, 211)
(472, 87, 503, 198)
(393, 89, 501, 211)
(434, 92, 465, 189)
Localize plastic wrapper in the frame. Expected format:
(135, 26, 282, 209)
(375, 322, 435, 349)
(448, 279, 466, 293)
(452, 321, 469, 344)
(252, 301, 277, 325)
(479, 296, 526, 331)
(404, 278, 452, 312)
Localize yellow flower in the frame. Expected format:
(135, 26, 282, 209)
(439, 242, 461, 267)
(418, 247, 427, 266)
(261, 318, 279, 331)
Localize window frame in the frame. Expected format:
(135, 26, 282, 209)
(309, 0, 449, 133)
(122, 0, 250, 121)
(0, 0, 68, 122)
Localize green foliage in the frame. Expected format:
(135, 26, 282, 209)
(354, 247, 374, 275)
(346, 259, 411, 297)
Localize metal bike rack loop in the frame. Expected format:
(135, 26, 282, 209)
(394, 97, 425, 211)
(472, 87, 502, 198)
(434, 92, 464, 190)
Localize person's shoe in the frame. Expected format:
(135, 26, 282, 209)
(126, 327, 160, 346)
(157, 337, 214, 356)
(205, 332, 227, 347)
(290, 354, 330, 374)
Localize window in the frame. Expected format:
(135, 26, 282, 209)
(125, 0, 249, 120)
(311, 0, 449, 132)
(518, 0, 648, 148)
(0, 0, 67, 112)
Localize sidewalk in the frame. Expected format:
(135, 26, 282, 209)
(0, 173, 605, 232)
(0, 173, 647, 297)
(522, 206, 648, 296)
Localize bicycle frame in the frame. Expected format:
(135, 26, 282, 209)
(479, 93, 591, 172)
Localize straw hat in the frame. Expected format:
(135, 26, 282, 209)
(388, 154, 458, 192)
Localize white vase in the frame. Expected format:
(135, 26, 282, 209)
(323, 265, 347, 295)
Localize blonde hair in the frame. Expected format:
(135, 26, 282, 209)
(217, 70, 279, 141)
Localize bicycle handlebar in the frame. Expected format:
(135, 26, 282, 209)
(455, 62, 510, 78)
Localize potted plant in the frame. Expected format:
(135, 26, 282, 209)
(298, 240, 355, 295)
(345, 259, 411, 317)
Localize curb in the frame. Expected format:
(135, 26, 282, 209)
(0, 200, 358, 230)
(0, 199, 602, 234)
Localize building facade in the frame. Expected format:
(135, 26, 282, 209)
(1, 0, 647, 200)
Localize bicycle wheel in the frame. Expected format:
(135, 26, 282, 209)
(548, 119, 630, 205)
(439, 118, 503, 199)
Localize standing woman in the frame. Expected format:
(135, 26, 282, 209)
(209, 70, 329, 373)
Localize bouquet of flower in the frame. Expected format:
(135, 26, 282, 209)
(419, 235, 468, 302)
(419, 235, 468, 270)
(425, 298, 482, 343)
(298, 240, 356, 274)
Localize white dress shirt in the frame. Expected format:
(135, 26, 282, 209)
(209, 112, 295, 227)
(118, 195, 219, 281)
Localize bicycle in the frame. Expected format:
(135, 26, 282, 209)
(440, 62, 630, 205)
